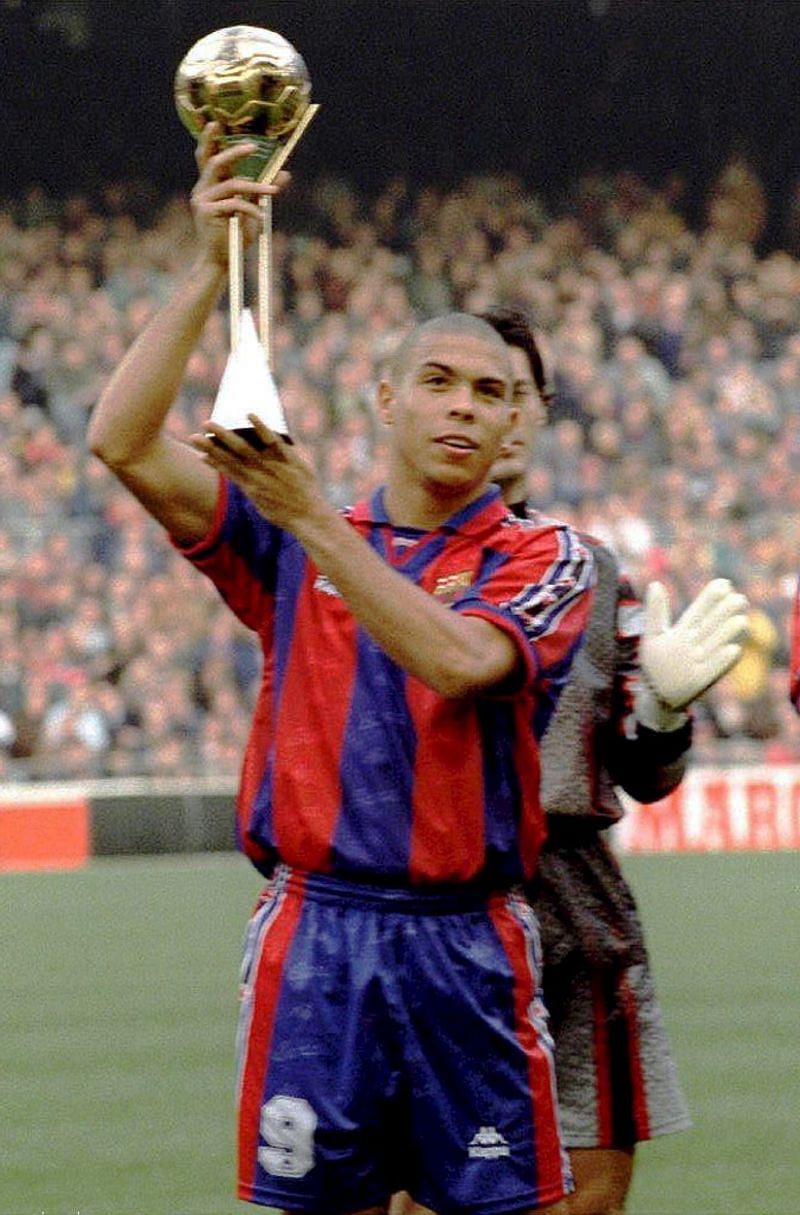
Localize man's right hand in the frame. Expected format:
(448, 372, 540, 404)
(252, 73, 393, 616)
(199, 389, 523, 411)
(190, 122, 291, 269)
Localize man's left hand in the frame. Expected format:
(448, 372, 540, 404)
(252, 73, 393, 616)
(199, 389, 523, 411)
(190, 413, 328, 533)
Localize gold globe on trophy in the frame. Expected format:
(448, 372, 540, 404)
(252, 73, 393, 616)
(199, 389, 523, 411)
(174, 26, 319, 441)
(174, 25, 316, 184)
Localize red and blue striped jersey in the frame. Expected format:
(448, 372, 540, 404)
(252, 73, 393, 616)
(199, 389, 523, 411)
(791, 577, 800, 713)
(177, 480, 593, 886)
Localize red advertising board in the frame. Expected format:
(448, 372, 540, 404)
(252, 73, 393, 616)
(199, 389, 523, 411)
(0, 796, 90, 871)
(617, 766, 800, 853)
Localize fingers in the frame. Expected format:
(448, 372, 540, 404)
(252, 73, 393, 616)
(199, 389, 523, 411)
(188, 429, 227, 463)
(692, 596, 749, 648)
(193, 170, 281, 222)
(644, 581, 671, 638)
(195, 123, 254, 176)
(200, 174, 280, 201)
(194, 124, 287, 192)
(191, 420, 283, 460)
(246, 413, 285, 448)
(194, 120, 221, 170)
(193, 127, 285, 218)
(709, 642, 745, 681)
(679, 576, 748, 647)
(199, 170, 285, 203)
(190, 125, 292, 262)
(676, 577, 731, 628)
(692, 614, 749, 666)
(193, 193, 264, 226)
(694, 642, 745, 696)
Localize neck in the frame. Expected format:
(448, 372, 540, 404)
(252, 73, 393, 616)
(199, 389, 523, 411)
(497, 472, 528, 509)
(383, 473, 490, 529)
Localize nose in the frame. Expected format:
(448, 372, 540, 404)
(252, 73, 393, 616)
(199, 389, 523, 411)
(447, 381, 476, 417)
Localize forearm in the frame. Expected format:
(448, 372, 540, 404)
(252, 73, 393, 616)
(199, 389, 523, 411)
(607, 719, 692, 803)
(293, 506, 518, 698)
(88, 255, 225, 467)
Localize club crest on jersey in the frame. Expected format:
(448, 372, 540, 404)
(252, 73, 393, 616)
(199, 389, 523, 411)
(432, 570, 473, 604)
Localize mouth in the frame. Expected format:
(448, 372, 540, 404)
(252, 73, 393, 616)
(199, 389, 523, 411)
(435, 434, 478, 453)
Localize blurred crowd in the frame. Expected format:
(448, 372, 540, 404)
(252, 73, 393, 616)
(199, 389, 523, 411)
(1, 156, 800, 782)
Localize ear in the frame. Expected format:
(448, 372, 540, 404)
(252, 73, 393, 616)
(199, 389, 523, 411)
(377, 378, 396, 426)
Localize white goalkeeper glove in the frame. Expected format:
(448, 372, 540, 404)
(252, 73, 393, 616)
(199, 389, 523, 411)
(636, 578, 749, 732)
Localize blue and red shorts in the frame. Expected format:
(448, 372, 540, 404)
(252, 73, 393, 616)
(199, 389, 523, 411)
(236, 866, 572, 1214)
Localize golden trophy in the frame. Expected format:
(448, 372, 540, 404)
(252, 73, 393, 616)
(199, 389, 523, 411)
(175, 25, 319, 439)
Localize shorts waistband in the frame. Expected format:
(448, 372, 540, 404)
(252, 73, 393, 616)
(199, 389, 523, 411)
(274, 864, 512, 913)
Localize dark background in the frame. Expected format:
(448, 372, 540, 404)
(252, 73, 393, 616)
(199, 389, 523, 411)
(3, 0, 800, 238)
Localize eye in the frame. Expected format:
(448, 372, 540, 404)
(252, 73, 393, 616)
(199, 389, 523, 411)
(478, 383, 507, 403)
(512, 381, 536, 404)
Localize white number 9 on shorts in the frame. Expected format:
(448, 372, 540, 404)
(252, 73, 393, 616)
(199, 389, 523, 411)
(258, 1094, 318, 1179)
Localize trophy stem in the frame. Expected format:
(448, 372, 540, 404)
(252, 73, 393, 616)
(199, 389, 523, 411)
(228, 214, 244, 351)
(256, 103, 320, 185)
(258, 194, 272, 364)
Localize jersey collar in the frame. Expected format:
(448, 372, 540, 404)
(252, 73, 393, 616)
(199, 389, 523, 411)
(351, 484, 509, 537)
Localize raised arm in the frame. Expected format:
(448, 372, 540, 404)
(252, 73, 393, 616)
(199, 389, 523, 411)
(88, 126, 287, 545)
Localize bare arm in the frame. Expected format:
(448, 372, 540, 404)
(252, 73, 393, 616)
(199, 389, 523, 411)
(88, 255, 225, 542)
(295, 505, 518, 699)
(192, 417, 521, 698)
(88, 127, 288, 545)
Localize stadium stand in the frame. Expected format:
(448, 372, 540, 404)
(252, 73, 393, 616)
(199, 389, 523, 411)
(2, 159, 800, 781)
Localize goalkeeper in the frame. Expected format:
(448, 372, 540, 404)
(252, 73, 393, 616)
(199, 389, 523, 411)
(483, 309, 746, 1214)
(392, 308, 747, 1215)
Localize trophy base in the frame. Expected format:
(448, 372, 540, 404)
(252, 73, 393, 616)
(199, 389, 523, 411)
(233, 425, 267, 451)
(233, 426, 293, 447)
(209, 426, 292, 450)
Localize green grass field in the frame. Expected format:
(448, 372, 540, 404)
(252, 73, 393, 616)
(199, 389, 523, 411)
(2, 851, 798, 1215)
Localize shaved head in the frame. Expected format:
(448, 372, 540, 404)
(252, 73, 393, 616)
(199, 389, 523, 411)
(376, 311, 519, 522)
(389, 313, 513, 388)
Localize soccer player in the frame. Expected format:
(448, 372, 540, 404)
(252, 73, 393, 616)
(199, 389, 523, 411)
(88, 132, 595, 1214)
(391, 307, 747, 1215)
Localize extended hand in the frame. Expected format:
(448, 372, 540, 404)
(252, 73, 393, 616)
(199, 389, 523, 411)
(190, 413, 329, 534)
(638, 578, 749, 726)
(190, 123, 290, 268)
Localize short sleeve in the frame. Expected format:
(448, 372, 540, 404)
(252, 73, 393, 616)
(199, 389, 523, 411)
(173, 476, 283, 633)
(455, 523, 595, 700)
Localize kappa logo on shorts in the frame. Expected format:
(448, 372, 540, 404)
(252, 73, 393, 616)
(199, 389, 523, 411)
(467, 1125, 511, 1159)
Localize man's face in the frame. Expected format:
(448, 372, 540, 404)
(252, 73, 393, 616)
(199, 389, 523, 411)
(381, 329, 516, 495)
(490, 345, 547, 490)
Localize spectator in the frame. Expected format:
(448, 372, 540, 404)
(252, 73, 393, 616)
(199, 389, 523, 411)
(0, 163, 798, 777)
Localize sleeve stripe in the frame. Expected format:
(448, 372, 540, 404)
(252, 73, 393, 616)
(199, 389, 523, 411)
(507, 528, 594, 640)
